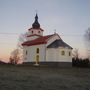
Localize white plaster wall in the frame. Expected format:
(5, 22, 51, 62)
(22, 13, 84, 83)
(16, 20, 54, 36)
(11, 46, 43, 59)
(46, 48, 59, 62)
(26, 28, 44, 41)
(28, 29, 43, 36)
(27, 36, 39, 41)
(46, 34, 60, 46)
(59, 47, 72, 62)
(23, 44, 46, 62)
(23, 46, 27, 61)
(46, 47, 72, 62)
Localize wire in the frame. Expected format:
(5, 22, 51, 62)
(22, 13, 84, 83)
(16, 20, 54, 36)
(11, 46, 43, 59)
(0, 32, 83, 36)
(0, 32, 84, 44)
(0, 32, 19, 35)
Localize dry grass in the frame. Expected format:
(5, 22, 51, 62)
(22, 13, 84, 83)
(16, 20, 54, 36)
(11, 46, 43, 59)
(0, 65, 90, 90)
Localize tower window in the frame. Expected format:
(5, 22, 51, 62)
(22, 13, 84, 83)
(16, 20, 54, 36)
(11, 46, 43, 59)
(36, 48, 39, 53)
(61, 51, 65, 55)
(38, 31, 40, 33)
(32, 31, 33, 34)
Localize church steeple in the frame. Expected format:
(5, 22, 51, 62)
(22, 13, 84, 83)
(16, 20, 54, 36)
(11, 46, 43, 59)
(27, 14, 44, 38)
(32, 13, 40, 29)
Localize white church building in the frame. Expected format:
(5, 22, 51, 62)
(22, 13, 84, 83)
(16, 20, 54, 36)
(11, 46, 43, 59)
(22, 14, 73, 65)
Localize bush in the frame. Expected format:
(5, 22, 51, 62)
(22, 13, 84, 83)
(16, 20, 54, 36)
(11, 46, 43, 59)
(72, 58, 89, 67)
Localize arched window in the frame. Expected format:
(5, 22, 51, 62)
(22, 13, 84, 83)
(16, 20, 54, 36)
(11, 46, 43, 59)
(26, 50, 27, 55)
(61, 51, 65, 55)
(36, 48, 39, 53)
(69, 52, 71, 56)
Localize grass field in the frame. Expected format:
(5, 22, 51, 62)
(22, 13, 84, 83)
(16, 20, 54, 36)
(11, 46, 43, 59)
(0, 65, 90, 90)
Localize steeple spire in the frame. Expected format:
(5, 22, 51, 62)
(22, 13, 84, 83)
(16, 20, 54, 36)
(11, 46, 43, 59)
(35, 13, 38, 20)
(32, 13, 40, 29)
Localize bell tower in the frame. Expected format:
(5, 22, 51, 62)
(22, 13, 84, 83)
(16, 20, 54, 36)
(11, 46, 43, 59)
(27, 13, 44, 38)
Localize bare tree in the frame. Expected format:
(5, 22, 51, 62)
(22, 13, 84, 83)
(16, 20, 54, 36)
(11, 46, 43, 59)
(72, 48, 79, 59)
(17, 33, 28, 49)
(9, 32, 28, 64)
(9, 56, 15, 64)
(17, 32, 28, 63)
(84, 28, 90, 47)
(9, 49, 20, 64)
(84, 28, 90, 59)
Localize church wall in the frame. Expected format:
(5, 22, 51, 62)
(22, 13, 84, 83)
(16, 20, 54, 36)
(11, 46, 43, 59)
(58, 47, 72, 62)
(46, 48, 59, 62)
(33, 29, 43, 36)
(26, 29, 43, 41)
(23, 44, 46, 63)
(46, 47, 72, 62)
(28, 29, 43, 36)
(23, 46, 27, 62)
(27, 36, 39, 41)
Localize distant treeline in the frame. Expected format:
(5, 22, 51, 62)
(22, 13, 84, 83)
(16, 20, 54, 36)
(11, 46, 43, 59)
(0, 59, 90, 68)
(72, 58, 90, 67)
(0, 61, 7, 64)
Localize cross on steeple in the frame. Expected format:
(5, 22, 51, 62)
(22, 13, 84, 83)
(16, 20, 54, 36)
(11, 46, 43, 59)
(54, 29, 56, 34)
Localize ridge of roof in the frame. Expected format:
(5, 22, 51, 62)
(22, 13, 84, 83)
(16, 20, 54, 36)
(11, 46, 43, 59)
(22, 34, 55, 46)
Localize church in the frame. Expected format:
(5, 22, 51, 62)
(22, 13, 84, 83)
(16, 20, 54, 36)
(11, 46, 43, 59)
(22, 14, 73, 65)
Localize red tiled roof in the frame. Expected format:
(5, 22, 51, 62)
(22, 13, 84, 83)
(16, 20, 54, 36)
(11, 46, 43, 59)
(22, 34, 54, 46)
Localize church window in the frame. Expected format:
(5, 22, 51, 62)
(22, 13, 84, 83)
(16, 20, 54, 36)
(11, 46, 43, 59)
(36, 48, 39, 53)
(69, 51, 71, 56)
(61, 51, 65, 55)
(36, 55, 39, 62)
(26, 50, 27, 55)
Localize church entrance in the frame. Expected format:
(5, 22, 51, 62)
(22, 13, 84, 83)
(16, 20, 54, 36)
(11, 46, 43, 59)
(36, 55, 39, 65)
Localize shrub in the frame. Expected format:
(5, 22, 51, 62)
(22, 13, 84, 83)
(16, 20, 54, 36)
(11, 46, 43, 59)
(72, 58, 89, 67)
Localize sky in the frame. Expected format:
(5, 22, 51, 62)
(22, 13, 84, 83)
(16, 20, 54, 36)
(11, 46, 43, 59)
(0, 0, 90, 62)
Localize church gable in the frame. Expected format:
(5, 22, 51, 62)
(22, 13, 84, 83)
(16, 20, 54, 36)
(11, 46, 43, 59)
(47, 39, 73, 49)
(46, 33, 61, 46)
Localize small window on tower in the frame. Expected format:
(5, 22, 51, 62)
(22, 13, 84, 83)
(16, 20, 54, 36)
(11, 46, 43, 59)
(36, 48, 39, 53)
(32, 31, 33, 34)
(38, 31, 40, 33)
